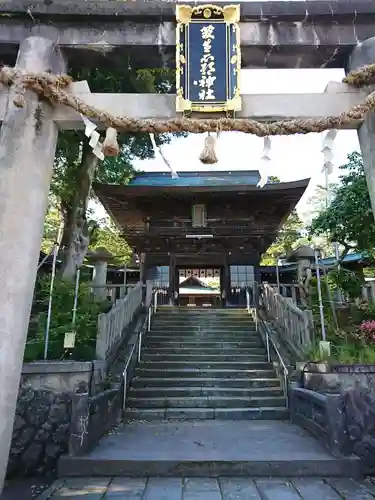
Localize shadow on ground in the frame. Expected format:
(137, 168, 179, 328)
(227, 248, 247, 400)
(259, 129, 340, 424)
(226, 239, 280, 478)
(1, 478, 52, 500)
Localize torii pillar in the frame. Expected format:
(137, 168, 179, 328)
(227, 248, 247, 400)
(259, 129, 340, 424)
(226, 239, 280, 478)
(0, 37, 66, 492)
(346, 37, 375, 221)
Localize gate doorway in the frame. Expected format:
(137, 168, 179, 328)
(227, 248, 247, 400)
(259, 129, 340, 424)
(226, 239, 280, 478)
(177, 267, 222, 307)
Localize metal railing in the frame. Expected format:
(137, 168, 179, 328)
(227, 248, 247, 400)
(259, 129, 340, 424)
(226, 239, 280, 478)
(246, 288, 290, 406)
(153, 287, 170, 311)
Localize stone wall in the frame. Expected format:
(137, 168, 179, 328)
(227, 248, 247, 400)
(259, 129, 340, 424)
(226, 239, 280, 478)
(293, 363, 375, 470)
(297, 361, 375, 393)
(7, 386, 71, 478)
(335, 382, 375, 469)
(21, 360, 106, 395)
(7, 361, 106, 478)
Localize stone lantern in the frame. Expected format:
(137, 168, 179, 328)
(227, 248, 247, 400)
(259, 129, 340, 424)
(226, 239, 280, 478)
(86, 247, 114, 300)
(287, 245, 315, 308)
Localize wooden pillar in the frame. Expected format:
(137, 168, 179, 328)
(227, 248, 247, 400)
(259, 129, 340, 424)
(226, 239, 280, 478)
(0, 37, 66, 493)
(221, 257, 230, 308)
(254, 266, 261, 283)
(140, 252, 147, 283)
(169, 254, 177, 305)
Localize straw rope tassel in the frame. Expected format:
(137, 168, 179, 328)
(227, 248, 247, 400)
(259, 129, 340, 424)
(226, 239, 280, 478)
(199, 133, 218, 165)
(103, 127, 120, 157)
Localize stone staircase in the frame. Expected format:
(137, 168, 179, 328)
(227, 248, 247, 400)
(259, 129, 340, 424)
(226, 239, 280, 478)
(59, 306, 363, 478)
(124, 307, 288, 421)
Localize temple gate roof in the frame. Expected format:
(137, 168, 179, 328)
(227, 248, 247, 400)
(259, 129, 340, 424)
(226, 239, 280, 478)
(93, 171, 309, 264)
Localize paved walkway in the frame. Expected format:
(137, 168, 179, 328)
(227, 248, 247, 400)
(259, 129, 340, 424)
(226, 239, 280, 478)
(59, 421, 360, 477)
(38, 477, 375, 499)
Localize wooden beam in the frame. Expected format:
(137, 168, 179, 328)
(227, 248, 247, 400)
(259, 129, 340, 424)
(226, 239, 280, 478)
(0, 82, 367, 130)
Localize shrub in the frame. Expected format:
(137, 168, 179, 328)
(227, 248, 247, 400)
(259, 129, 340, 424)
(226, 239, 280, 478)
(360, 320, 375, 343)
(327, 268, 363, 301)
(24, 276, 109, 362)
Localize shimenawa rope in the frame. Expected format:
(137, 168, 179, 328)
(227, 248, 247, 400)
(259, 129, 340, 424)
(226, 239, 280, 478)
(1, 63, 375, 137)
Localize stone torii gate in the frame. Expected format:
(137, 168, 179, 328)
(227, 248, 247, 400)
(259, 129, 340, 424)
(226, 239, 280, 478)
(1, 0, 375, 492)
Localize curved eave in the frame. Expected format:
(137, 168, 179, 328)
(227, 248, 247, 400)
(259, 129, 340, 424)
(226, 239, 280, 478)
(93, 178, 310, 200)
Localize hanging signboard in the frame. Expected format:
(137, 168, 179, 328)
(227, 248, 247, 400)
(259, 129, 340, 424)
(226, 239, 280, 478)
(176, 4, 241, 113)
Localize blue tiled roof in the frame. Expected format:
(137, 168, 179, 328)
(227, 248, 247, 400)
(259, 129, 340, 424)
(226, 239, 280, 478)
(129, 171, 261, 187)
(321, 252, 371, 266)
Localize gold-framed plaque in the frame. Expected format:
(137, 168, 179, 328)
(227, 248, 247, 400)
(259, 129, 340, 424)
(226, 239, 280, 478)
(176, 4, 241, 113)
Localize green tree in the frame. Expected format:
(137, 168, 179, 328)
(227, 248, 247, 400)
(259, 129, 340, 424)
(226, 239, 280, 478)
(90, 220, 132, 265)
(310, 152, 375, 259)
(268, 176, 280, 183)
(41, 195, 62, 255)
(52, 66, 182, 280)
(261, 210, 305, 265)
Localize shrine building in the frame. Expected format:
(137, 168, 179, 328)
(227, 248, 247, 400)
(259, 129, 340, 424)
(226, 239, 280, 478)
(94, 170, 308, 306)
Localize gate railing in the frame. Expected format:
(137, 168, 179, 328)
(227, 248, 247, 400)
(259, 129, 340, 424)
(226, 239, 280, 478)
(246, 288, 290, 405)
(260, 283, 314, 355)
(96, 281, 143, 360)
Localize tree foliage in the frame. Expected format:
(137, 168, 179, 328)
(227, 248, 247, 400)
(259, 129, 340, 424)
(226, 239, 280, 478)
(51, 65, 184, 279)
(90, 219, 132, 264)
(310, 152, 375, 257)
(25, 276, 108, 362)
(261, 210, 305, 265)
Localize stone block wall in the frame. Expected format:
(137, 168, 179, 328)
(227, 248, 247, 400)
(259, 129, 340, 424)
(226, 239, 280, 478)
(294, 363, 375, 470)
(7, 360, 106, 478)
(7, 386, 71, 477)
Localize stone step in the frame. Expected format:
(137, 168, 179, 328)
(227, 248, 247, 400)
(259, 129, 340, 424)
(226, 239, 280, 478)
(134, 368, 276, 378)
(58, 420, 363, 478)
(148, 328, 257, 334)
(155, 308, 249, 314)
(123, 407, 289, 421)
(129, 386, 283, 398)
(146, 332, 257, 338)
(145, 333, 262, 346)
(137, 361, 272, 370)
(141, 353, 267, 362)
(152, 315, 255, 320)
(145, 340, 264, 348)
(127, 395, 286, 409)
(151, 322, 256, 328)
(151, 315, 255, 320)
(142, 347, 267, 356)
(152, 314, 255, 319)
(131, 377, 281, 388)
(146, 331, 257, 337)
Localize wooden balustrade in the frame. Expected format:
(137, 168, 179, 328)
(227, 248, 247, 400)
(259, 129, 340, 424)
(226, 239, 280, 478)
(274, 280, 375, 306)
(260, 283, 314, 355)
(96, 281, 143, 360)
(269, 283, 300, 304)
(361, 282, 375, 304)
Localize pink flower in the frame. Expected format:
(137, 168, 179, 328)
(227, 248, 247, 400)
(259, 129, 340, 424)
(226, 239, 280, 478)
(360, 320, 375, 342)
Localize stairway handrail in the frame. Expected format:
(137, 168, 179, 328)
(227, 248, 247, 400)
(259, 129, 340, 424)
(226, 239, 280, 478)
(246, 287, 289, 406)
(122, 288, 155, 410)
(96, 281, 144, 361)
(259, 283, 314, 355)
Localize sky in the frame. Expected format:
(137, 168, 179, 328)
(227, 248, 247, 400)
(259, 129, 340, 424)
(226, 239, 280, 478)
(130, 68, 360, 222)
